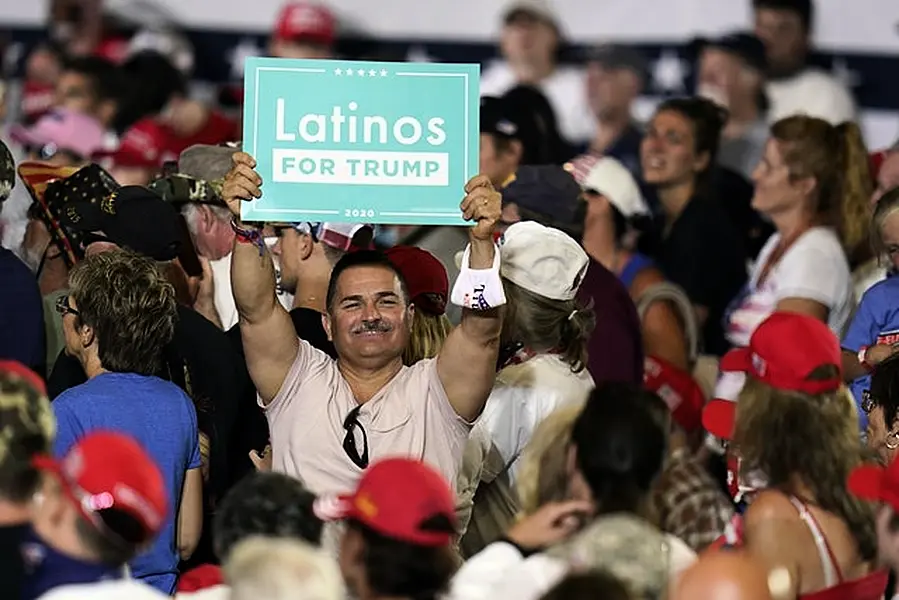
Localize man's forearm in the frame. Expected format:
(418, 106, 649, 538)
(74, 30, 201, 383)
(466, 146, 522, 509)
(231, 229, 279, 324)
(468, 237, 496, 270)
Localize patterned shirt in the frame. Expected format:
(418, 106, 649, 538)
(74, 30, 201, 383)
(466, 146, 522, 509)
(652, 449, 736, 553)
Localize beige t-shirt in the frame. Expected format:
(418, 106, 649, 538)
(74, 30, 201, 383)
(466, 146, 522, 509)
(261, 340, 472, 495)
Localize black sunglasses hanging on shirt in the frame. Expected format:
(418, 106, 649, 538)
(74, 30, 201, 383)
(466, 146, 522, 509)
(342, 405, 369, 469)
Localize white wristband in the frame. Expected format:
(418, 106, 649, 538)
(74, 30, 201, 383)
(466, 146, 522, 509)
(450, 243, 506, 310)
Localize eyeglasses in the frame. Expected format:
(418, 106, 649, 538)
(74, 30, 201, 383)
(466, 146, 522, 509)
(55, 294, 79, 318)
(862, 389, 876, 414)
(342, 405, 369, 469)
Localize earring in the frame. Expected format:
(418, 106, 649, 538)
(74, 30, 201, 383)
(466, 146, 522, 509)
(886, 433, 899, 450)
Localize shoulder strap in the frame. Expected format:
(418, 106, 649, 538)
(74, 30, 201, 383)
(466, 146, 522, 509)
(635, 282, 701, 365)
(788, 496, 844, 585)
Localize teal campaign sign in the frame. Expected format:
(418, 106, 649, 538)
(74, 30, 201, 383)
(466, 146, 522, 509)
(241, 57, 480, 225)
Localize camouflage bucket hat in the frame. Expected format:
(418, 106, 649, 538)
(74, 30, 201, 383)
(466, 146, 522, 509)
(149, 173, 225, 206)
(0, 138, 15, 202)
(0, 361, 55, 465)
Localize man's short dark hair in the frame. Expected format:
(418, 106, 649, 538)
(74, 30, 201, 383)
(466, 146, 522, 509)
(213, 472, 323, 560)
(571, 383, 669, 515)
(753, 0, 813, 32)
(75, 508, 145, 566)
(62, 56, 122, 103)
(347, 518, 457, 599)
(325, 250, 410, 314)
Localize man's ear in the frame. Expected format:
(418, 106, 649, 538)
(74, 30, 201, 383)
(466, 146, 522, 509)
(297, 234, 314, 261)
(322, 312, 332, 341)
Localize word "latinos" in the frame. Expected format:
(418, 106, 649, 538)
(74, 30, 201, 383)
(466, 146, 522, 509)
(275, 99, 447, 146)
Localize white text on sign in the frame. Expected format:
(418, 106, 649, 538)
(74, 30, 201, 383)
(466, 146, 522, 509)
(271, 149, 449, 186)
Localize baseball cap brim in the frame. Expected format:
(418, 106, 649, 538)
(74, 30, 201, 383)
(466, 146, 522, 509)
(9, 124, 48, 150)
(719, 346, 752, 374)
(702, 399, 736, 440)
(847, 464, 886, 501)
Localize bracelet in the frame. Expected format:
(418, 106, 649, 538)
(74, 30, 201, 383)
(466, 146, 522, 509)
(231, 218, 266, 256)
(858, 346, 874, 371)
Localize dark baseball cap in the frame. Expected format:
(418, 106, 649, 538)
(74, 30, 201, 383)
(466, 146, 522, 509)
(58, 185, 182, 261)
(692, 31, 768, 72)
(502, 165, 585, 229)
(480, 96, 526, 139)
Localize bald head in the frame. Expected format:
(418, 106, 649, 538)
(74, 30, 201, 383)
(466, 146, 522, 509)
(673, 550, 776, 600)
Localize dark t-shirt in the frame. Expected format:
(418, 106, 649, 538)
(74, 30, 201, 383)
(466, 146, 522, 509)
(0, 523, 27, 599)
(644, 194, 748, 356)
(0, 248, 45, 377)
(577, 259, 644, 385)
(224, 306, 336, 487)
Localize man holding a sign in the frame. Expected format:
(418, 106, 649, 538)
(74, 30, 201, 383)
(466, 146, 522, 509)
(222, 151, 505, 495)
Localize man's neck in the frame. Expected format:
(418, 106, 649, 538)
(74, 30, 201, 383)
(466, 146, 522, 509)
(590, 110, 631, 153)
(38, 262, 69, 296)
(338, 358, 404, 404)
(509, 58, 554, 85)
(290, 277, 328, 314)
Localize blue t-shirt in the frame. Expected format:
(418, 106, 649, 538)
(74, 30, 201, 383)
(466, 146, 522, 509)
(52, 372, 202, 595)
(0, 247, 45, 375)
(841, 276, 899, 430)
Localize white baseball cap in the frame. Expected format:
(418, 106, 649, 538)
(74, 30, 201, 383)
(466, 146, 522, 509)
(499, 221, 589, 301)
(582, 156, 649, 218)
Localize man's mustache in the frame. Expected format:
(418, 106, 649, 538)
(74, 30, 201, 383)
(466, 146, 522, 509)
(352, 319, 392, 334)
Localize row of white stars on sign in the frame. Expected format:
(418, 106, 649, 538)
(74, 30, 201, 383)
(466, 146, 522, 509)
(335, 68, 389, 77)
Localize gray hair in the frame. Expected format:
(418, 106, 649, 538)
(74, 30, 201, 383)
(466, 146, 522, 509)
(178, 144, 239, 181)
(181, 201, 232, 237)
(226, 536, 344, 600)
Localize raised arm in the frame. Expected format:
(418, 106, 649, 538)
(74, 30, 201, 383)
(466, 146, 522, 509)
(222, 152, 299, 405)
(437, 176, 504, 422)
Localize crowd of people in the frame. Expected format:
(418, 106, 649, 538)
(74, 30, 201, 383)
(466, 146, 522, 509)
(2, 0, 899, 598)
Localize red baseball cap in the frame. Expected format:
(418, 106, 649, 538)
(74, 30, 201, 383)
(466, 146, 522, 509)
(643, 356, 705, 434)
(33, 431, 168, 546)
(848, 457, 899, 512)
(95, 120, 167, 170)
(701, 312, 842, 440)
(385, 246, 449, 316)
(314, 458, 457, 547)
(273, 2, 336, 45)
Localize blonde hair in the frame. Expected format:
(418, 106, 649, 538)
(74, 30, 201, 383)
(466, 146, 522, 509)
(516, 402, 585, 516)
(770, 116, 873, 253)
(403, 308, 452, 366)
(225, 536, 344, 600)
(871, 186, 899, 264)
(733, 371, 877, 560)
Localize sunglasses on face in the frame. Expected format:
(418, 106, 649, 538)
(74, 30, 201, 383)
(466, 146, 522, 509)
(54, 294, 79, 317)
(342, 405, 369, 469)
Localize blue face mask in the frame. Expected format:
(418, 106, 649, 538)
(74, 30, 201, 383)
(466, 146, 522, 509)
(20, 525, 124, 600)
